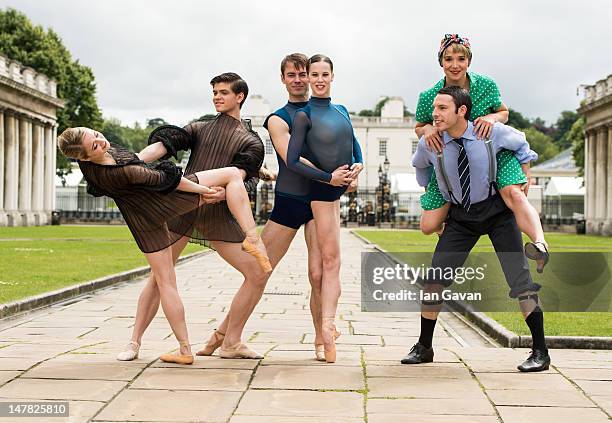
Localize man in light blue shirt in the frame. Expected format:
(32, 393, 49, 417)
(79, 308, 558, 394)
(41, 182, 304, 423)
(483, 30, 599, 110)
(402, 86, 550, 373)
(412, 121, 538, 205)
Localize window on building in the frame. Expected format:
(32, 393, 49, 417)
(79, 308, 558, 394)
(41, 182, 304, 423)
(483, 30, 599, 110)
(412, 139, 419, 154)
(379, 138, 387, 156)
(265, 138, 273, 155)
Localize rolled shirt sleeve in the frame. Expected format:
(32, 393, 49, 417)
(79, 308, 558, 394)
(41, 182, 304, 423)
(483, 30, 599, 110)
(491, 123, 538, 164)
(412, 138, 435, 187)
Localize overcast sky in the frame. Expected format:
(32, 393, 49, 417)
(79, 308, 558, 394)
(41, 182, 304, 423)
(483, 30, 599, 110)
(2, 0, 610, 126)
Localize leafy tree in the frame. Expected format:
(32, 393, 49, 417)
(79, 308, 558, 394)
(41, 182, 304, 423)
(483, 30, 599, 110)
(357, 97, 413, 117)
(100, 118, 156, 153)
(554, 110, 580, 149)
(146, 118, 168, 128)
(523, 127, 559, 164)
(569, 116, 586, 177)
(0, 7, 102, 177)
(507, 108, 531, 129)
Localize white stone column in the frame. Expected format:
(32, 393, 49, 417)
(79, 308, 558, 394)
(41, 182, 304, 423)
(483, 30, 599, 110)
(3, 112, 18, 210)
(51, 125, 57, 210)
(18, 116, 32, 212)
(586, 130, 597, 221)
(43, 124, 54, 211)
(0, 110, 4, 210)
(31, 122, 44, 211)
(595, 127, 608, 221)
(605, 126, 612, 235)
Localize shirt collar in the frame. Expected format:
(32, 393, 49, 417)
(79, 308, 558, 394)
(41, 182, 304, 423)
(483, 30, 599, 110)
(442, 120, 477, 144)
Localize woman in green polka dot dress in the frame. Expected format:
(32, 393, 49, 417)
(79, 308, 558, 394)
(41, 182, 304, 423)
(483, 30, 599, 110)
(415, 34, 548, 272)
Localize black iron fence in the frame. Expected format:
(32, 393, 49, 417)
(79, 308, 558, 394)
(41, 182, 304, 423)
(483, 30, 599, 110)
(55, 185, 585, 229)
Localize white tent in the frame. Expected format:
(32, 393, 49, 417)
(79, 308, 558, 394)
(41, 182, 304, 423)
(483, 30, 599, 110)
(544, 177, 585, 197)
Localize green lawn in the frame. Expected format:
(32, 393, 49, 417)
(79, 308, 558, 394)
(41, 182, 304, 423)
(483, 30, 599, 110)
(355, 229, 612, 337)
(0, 225, 205, 304)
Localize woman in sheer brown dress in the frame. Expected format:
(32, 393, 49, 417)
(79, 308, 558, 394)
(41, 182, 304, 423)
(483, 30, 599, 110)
(58, 127, 270, 364)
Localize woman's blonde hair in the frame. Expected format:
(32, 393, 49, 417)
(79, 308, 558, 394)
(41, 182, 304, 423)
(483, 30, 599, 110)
(58, 127, 87, 160)
(445, 43, 471, 60)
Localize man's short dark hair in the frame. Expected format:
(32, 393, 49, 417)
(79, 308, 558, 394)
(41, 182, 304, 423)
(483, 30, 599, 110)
(281, 53, 309, 75)
(438, 85, 472, 120)
(210, 72, 249, 108)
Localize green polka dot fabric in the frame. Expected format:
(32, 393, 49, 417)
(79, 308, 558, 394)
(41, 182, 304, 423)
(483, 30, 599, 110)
(415, 72, 526, 210)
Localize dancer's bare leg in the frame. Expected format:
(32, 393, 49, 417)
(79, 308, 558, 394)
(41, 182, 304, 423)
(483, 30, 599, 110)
(304, 219, 324, 346)
(420, 204, 450, 235)
(500, 185, 546, 245)
(130, 236, 189, 346)
(210, 241, 268, 351)
(193, 168, 261, 234)
(194, 168, 271, 272)
(311, 200, 342, 362)
(144, 247, 191, 356)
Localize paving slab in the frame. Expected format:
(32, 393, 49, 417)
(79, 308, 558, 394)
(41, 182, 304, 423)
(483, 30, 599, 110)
(251, 365, 364, 390)
(94, 389, 241, 422)
(0, 378, 126, 401)
(235, 390, 364, 418)
(497, 406, 610, 423)
(130, 367, 251, 391)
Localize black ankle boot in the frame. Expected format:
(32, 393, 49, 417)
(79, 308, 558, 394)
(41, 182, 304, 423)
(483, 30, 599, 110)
(401, 342, 434, 364)
(517, 349, 551, 372)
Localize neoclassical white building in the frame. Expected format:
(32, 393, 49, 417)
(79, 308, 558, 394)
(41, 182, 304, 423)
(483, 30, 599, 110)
(580, 74, 612, 235)
(243, 95, 418, 190)
(0, 54, 63, 226)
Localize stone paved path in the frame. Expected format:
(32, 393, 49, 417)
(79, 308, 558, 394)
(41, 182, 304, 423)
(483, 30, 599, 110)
(0, 229, 610, 422)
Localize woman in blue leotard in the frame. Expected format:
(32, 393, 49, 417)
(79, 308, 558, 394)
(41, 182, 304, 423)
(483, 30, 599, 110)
(287, 54, 364, 363)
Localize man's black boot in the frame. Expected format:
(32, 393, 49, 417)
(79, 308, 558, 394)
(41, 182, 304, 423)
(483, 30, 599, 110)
(517, 349, 551, 372)
(401, 342, 434, 364)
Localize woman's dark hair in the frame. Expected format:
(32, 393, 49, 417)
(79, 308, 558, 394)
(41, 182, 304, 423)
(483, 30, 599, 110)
(307, 54, 333, 72)
(438, 85, 472, 120)
(210, 72, 249, 108)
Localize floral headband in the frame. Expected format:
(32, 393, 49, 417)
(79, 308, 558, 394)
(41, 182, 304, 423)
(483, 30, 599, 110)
(438, 34, 472, 66)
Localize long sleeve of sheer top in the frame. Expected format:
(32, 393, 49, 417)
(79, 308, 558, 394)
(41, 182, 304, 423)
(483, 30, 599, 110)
(147, 125, 193, 160)
(123, 162, 183, 193)
(286, 111, 332, 183)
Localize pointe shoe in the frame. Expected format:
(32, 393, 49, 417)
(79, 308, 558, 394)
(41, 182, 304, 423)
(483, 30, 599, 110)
(116, 341, 140, 361)
(322, 317, 338, 363)
(218, 343, 263, 359)
(159, 341, 194, 365)
(315, 328, 341, 361)
(196, 330, 225, 356)
(242, 238, 272, 273)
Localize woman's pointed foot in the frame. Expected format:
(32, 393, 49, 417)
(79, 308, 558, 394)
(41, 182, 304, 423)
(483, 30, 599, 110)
(218, 343, 263, 359)
(525, 241, 549, 273)
(196, 330, 225, 356)
(315, 328, 340, 361)
(242, 235, 272, 273)
(160, 341, 194, 365)
(322, 317, 338, 363)
(116, 341, 140, 361)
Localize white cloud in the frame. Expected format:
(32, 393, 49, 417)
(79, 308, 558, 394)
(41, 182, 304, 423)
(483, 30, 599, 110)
(2, 0, 610, 125)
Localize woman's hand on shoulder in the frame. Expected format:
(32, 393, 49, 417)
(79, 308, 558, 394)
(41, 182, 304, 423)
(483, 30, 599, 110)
(473, 115, 497, 140)
(423, 124, 444, 153)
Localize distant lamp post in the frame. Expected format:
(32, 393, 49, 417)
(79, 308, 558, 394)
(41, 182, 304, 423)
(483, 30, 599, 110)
(259, 165, 272, 223)
(379, 156, 391, 224)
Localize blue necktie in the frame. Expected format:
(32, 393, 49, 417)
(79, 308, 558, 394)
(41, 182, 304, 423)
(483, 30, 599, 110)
(455, 138, 471, 211)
